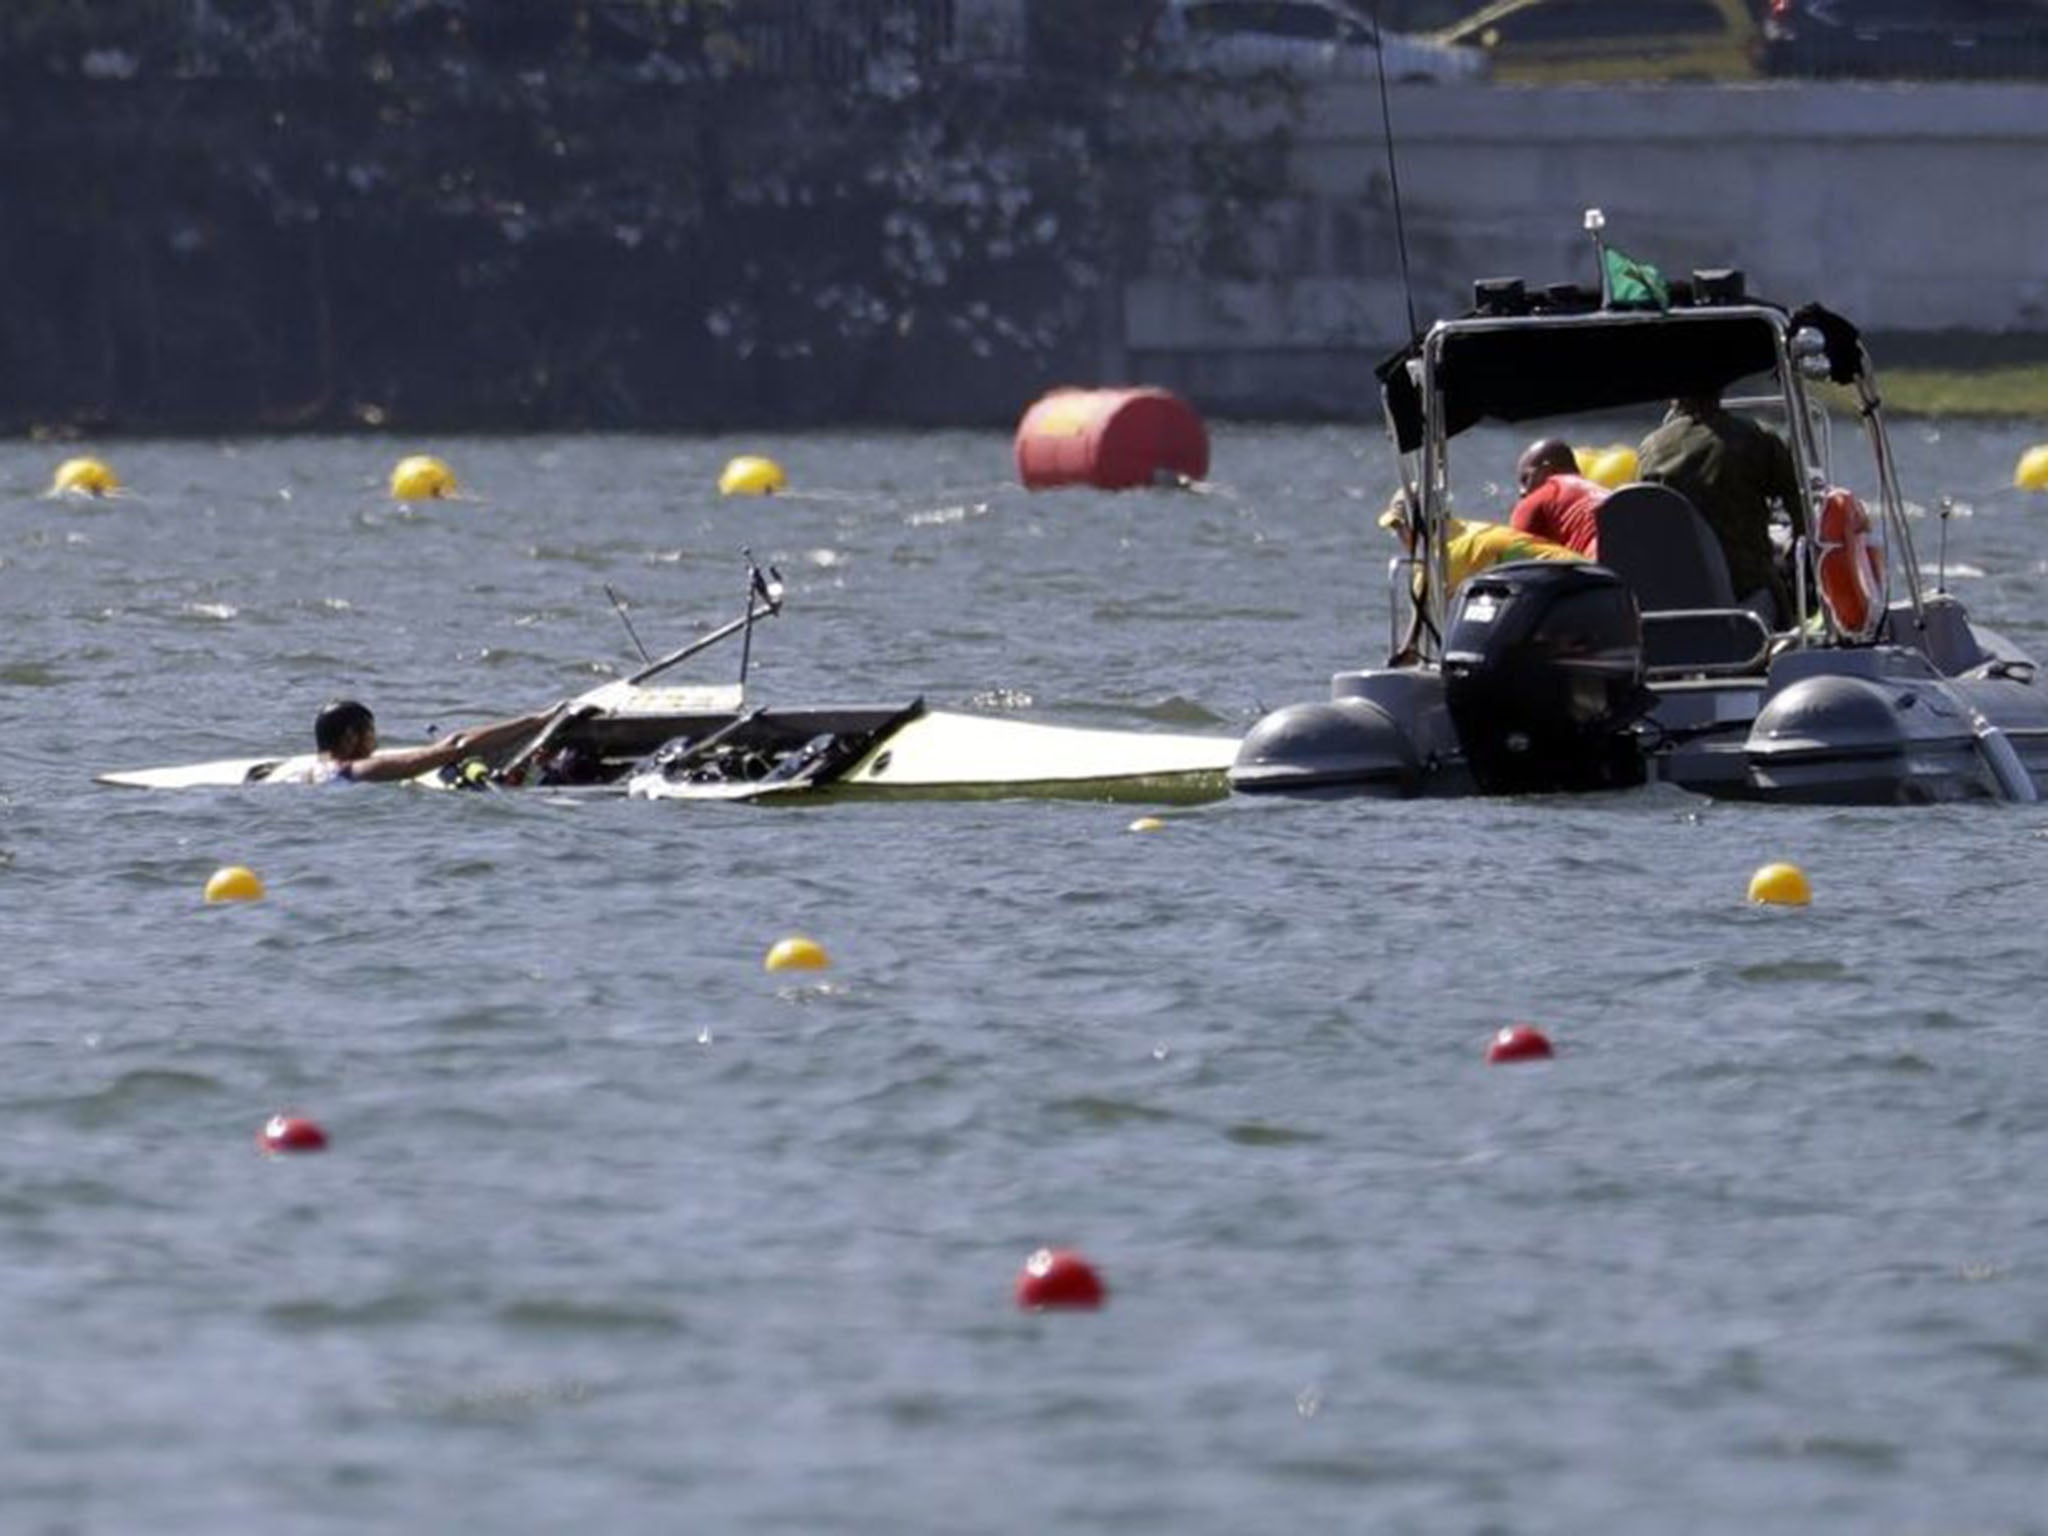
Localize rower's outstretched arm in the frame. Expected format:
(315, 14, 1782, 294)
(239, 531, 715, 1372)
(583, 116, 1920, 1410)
(346, 706, 561, 782)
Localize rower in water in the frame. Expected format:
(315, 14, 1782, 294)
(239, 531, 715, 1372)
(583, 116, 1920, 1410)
(266, 698, 558, 785)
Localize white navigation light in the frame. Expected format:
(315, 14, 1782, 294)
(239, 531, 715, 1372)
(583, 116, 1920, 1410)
(1791, 327, 1831, 380)
(1583, 208, 1606, 233)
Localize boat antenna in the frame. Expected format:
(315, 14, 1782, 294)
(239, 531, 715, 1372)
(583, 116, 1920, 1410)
(1369, 0, 1418, 340)
(1584, 207, 1611, 306)
(1935, 494, 1952, 593)
(737, 548, 784, 693)
(603, 583, 652, 665)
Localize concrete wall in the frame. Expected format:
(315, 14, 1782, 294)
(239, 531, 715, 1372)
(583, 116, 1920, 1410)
(1122, 82, 2048, 415)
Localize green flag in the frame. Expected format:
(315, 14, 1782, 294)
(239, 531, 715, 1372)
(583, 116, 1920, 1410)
(1604, 246, 1669, 310)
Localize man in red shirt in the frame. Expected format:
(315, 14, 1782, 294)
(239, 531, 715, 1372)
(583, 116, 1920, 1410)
(1508, 438, 1606, 557)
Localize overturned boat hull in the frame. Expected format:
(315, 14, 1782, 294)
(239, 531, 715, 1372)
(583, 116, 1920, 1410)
(625, 706, 1237, 803)
(98, 699, 1239, 805)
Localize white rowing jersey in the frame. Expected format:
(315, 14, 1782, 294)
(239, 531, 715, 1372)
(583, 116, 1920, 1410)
(260, 753, 354, 785)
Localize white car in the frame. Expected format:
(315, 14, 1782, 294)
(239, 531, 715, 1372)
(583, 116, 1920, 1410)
(1151, 0, 1492, 82)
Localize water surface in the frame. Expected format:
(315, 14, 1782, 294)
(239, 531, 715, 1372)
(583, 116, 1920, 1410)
(4, 422, 2047, 1532)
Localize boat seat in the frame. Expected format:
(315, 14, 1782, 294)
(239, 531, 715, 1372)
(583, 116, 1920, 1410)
(1597, 485, 1773, 675)
(1595, 484, 1736, 612)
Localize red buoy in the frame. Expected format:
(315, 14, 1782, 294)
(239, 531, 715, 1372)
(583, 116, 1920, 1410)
(258, 1114, 329, 1153)
(1486, 1025, 1555, 1064)
(1015, 1247, 1106, 1310)
(1014, 387, 1209, 491)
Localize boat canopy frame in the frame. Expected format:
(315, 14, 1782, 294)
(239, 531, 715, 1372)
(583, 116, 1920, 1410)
(1374, 296, 1924, 662)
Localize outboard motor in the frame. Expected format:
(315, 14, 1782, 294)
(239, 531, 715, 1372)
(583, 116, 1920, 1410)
(1442, 561, 1649, 793)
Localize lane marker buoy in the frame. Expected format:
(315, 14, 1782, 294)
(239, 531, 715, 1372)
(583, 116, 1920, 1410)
(719, 455, 787, 496)
(1486, 1024, 1554, 1064)
(1747, 862, 1811, 906)
(1015, 1247, 1106, 1310)
(50, 457, 121, 497)
(1584, 444, 1639, 489)
(390, 454, 458, 501)
(204, 865, 266, 903)
(2015, 444, 2048, 492)
(765, 934, 829, 972)
(258, 1114, 328, 1153)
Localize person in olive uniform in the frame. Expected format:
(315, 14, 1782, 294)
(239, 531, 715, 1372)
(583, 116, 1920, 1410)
(1637, 390, 1808, 622)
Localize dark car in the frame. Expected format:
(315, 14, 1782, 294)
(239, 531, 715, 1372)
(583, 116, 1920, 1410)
(1763, 0, 2048, 78)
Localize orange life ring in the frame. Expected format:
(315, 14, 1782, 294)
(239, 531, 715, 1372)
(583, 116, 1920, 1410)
(1816, 488, 1884, 641)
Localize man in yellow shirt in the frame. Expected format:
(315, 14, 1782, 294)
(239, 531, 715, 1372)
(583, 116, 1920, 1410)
(1380, 492, 1585, 594)
(1379, 492, 1585, 665)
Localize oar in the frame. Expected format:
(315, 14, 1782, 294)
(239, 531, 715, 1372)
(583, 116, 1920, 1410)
(495, 595, 785, 782)
(622, 595, 782, 690)
(605, 584, 652, 664)
(736, 550, 783, 693)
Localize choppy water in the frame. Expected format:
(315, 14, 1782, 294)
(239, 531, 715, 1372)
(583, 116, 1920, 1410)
(6, 420, 2048, 1534)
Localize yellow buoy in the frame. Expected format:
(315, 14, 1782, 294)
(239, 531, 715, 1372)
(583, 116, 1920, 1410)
(204, 865, 266, 904)
(1586, 444, 1639, 489)
(389, 454, 458, 501)
(719, 455, 787, 497)
(51, 456, 120, 497)
(764, 934, 829, 972)
(1746, 861, 1811, 907)
(1128, 816, 1166, 833)
(2014, 444, 2048, 492)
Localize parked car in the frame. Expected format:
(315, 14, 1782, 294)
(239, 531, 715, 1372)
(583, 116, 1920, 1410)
(1763, 0, 2048, 79)
(1430, 0, 1761, 81)
(1149, 0, 1491, 82)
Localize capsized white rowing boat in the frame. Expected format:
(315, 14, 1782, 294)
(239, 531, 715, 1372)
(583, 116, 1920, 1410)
(622, 701, 1239, 803)
(96, 696, 1238, 804)
(96, 565, 1239, 804)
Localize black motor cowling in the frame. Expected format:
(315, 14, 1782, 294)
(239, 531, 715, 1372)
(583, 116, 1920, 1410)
(1442, 561, 1649, 794)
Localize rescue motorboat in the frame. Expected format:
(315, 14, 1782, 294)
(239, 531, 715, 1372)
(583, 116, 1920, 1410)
(1230, 232, 2046, 805)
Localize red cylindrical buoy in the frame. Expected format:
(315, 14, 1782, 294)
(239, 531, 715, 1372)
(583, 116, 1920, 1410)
(1486, 1025, 1555, 1064)
(1015, 1247, 1106, 1310)
(258, 1114, 329, 1153)
(1014, 387, 1209, 491)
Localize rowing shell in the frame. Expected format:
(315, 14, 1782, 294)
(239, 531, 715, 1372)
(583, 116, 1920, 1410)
(98, 710, 1241, 804)
(626, 709, 1239, 803)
